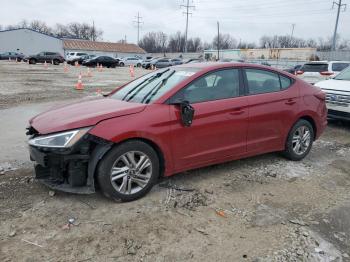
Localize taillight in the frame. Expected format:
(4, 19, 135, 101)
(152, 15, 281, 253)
(296, 70, 304, 75)
(314, 91, 326, 101)
(319, 71, 334, 76)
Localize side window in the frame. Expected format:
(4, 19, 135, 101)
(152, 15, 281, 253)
(280, 75, 292, 90)
(173, 69, 240, 104)
(245, 69, 281, 95)
(332, 63, 349, 72)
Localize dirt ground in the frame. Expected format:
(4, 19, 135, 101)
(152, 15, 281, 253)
(0, 61, 349, 262)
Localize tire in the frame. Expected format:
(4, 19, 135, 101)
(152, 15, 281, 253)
(137, 63, 141, 67)
(53, 59, 60, 65)
(29, 58, 36, 65)
(119, 62, 125, 67)
(97, 140, 159, 202)
(283, 119, 314, 161)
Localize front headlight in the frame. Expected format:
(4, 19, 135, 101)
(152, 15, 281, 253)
(28, 127, 90, 148)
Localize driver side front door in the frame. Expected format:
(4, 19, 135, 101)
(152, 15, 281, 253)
(169, 68, 248, 173)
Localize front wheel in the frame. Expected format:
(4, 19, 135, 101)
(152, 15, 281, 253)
(283, 119, 314, 161)
(119, 62, 125, 67)
(97, 141, 159, 201)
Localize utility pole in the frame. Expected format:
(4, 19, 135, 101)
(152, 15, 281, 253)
(290, 23, 295, 47)
(332, 0, 347, 51)
(217, 21, 220, 60)
(92, 20, 96, 41)
(181, 0, 195, 53)
(133, 12, 143, 45)
(291, 24, 295, 39)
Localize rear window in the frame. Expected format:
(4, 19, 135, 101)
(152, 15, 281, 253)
(301, 63, 328, 72)
(332, 63, 349, 72)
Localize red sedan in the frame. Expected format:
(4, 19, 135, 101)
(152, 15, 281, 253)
(27, 63, 327, 201)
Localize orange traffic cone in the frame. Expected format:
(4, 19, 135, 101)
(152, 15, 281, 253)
(75, 73, 84, 90)
(9, 57, 11, 62)
(44, 61, 48, 69)
(63, 62, 69, 73)
(15, 58, 18, 63)
(87, 67, 92, 77)
(129, 65, 135, 78)
(96, 88, 102, 95)
(99, 64, 103, 72)
(75, 61, 79, 67)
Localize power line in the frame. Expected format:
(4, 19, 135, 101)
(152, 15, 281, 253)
(181, 0, 195, 53)
(332, 0, 347, 50)
(133, 12, 143, 44)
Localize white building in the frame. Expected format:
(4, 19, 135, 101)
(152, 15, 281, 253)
(0, 28, 63, 56)
(0, 28, 146, 58)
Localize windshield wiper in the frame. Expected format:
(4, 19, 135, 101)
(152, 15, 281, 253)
(142, 70, 176, 104)
(122, 69, 170, 101)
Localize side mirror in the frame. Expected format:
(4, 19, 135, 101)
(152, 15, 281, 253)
(171, 100, 195, 127)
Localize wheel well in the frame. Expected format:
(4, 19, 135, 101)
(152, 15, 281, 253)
(299, 116, 317, 140)
(116, 138, 165, 178)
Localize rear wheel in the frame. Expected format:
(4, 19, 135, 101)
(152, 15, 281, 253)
(137, 63, 141, 67)
(29, 58, 36, 65)
(97, 141, 159, 201)
(53, 59, 60, 65)
(283, 119, 314, 161)
(119, 62, 125, 67)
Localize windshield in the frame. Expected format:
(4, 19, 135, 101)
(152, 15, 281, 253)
(112, 67, 199, 104)
(334, 66, 350, 81)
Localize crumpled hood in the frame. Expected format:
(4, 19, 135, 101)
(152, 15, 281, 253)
(30, 97, 146, 134)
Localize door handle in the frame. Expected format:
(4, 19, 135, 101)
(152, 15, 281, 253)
(285, 99, 296, 105)
(230, 108, 245, 115)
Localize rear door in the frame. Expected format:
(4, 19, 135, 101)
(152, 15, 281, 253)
(243, 68, 299, 154)
(169, 68, 248, 171)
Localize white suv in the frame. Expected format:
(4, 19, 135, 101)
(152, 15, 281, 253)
(119, 57, 143, 67)
(66, 52, 89, 62)
(297, 61, 350, 84)
(315, 66, 350, 121)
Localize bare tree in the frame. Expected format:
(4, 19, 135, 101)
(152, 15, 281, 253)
(212, 34, 237, 50)
(29, 20, 52, 34)
(139, 31, 169, 53)
(168, 32, 186, 53)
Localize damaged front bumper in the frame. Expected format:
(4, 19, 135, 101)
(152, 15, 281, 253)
(29, 134, 112, 194)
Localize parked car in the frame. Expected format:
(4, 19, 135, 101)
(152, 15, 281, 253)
(0, 52, 25, 61)
(25, 52, 65, 65)
(154, 58, 175, 68)
(185, 58, 204, 64)
(70, 54, 96, 65)
(284, 65, 303, 75)
(27, 63, 327, 201)
(66, 52, 89, 64)
(142, 57, 160, 69)
(119, 57, 143, 67)
(296, 61, 350, 84)
(315, 66, 350, 121)
(171, 58, 183, 66)
(82, 56, 119, 68)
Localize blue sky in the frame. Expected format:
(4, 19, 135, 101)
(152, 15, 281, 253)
(1, 0, 349, 44)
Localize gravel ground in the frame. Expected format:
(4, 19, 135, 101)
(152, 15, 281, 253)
(0, 61, 349, 262)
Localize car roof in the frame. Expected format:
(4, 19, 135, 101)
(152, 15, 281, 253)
(176, 62, 277, 71)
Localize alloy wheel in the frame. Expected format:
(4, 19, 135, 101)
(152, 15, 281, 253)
(110, 151, 152, 195)
(292, 125, 311, 155)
